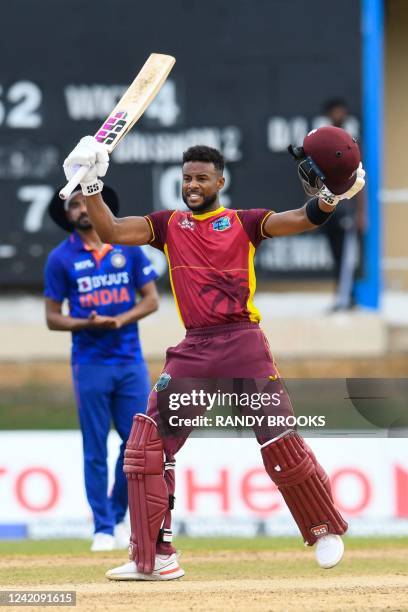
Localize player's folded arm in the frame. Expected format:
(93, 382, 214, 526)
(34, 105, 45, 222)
(45, 297, 63, 330)
(116, 281, 159, 327)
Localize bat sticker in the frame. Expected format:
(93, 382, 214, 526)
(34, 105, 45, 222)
(95, 111, 128, 145)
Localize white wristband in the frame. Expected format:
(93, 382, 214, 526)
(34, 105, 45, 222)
(81, 179, 104, 196)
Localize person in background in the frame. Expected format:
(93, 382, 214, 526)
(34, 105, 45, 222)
(44, 186, 159, 551)
(321, 98, 366, 311)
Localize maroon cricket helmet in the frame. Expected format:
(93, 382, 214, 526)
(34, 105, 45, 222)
(303, 126, 361, 195)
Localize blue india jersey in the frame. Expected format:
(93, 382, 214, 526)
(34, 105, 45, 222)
(44, 232, 158, 364)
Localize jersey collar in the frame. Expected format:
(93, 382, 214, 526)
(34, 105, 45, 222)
(70, 231, 113, 262)
(191, 206, 226, 221)
(83, 242, 113, 263)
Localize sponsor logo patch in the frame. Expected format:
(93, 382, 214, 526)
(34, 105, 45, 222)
(212, 216, 231, 232)
(179, 217, 195, 231)
(154, 372, 171, 392)
(310, 524, 329, 538)
(74, 259, 94, 271)
(76, 272, 130, 293)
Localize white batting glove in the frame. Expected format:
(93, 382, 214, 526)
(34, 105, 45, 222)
(63, 136, 109, 196)
(320, 163, 366, 207)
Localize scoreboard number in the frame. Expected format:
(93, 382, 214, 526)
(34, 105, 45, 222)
(0, 81, 42, 128)
(144, 80, 180, 127)
(18, 185, 54, 232)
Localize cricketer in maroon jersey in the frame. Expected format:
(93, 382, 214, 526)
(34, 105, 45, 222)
(79, 134, 364, 579)
(145, 207, 271, 328)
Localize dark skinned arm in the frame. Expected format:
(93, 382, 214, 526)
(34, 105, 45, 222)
(263, 198, 334, 237)
(85, 193, 152, 245)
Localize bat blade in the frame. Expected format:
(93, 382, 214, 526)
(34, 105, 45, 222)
(59, 53, 176, 199)
(94, 53, 176, 152)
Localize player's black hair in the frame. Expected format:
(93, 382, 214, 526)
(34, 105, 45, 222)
(323, 98, 349, 114)
(182, 145, 224, 173)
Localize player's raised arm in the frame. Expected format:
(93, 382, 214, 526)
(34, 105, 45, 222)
(263, 180, 364, 237)
(62, 136, 152, 245)
(264, 126, 365, 238)
(262, 198, 333, 237)
(86, 194, 152, 246)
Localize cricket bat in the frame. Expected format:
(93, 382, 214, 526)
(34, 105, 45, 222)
(59, 53, 176, 199)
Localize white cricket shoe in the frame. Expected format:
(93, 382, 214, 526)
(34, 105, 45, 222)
(114, 522, 130, 549)
(315, 534, 344, 569)
(91, 532, 115, 552)
(106, 553, 184, 581)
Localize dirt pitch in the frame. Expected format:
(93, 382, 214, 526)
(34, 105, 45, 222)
(0, 538, 407, 612)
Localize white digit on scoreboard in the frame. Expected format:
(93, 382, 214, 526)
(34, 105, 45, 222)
(18, 185, 54, 232)
(0, 81, 43, 129)
(144, 81, 180, 127)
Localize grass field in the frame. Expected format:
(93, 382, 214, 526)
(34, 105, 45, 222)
(0, 537, 407, 611)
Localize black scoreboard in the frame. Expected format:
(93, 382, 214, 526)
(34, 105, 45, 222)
(0, 0, 361, 287)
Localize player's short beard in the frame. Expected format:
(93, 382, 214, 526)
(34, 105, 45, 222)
(182, 191, 218, 213)
(73, 214, 92, 231)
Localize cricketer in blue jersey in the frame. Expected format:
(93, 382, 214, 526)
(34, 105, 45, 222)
(44, 185, 159, 552)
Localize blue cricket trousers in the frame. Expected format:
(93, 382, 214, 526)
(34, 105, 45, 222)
(72, 362, 150, 534)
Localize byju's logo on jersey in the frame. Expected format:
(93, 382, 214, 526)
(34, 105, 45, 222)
(111, 252, 126, 269)
(74, 259, 94, 271)
(178, 218, 195, 231)
(212, 216, 231, 232)
(77, 272, 130, 293)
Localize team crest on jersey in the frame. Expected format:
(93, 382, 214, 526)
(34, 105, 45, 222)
(212, 216, 231, 232)
(111, 252, 126, 268)
(179, 217, 195, 231)
(154, 372, 171, 392)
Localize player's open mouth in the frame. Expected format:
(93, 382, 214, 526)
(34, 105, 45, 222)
(187, 193, 203, 203)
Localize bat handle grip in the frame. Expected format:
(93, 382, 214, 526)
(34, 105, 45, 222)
(59, 165, 89, 200)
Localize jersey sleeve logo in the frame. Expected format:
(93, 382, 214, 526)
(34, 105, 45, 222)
(212, 216, 231, 232)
